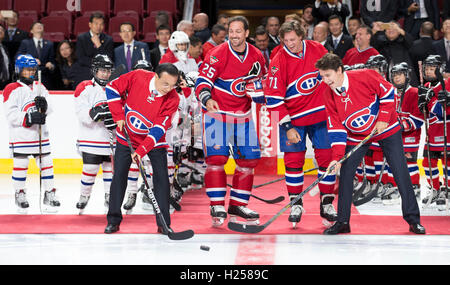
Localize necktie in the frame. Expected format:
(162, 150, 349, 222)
(263, 50, 269, 68)
(8, 29, 13, 41)
(163, 48, 167, 54)
(334, 39, 339, 49)
(37, 40, 42, 58)
(126, 45, 132, 71)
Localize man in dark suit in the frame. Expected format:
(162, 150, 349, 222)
(432, 18, 450, 77)
(325, 15, 353, 59)
(149, 25, 171, 70)
(16, 22, 55, 89)
(399, 0, 440, 40)
(75, 12, 113, 83)
(114, 22, 151, 74)
(266, 16, 281, 46)
(360, 0, 400, 27)
(2, 10, 29, 61)
(312, 0, 350, 26)
(0, 23, 11, 89)
(254, 25, 274, 69)
(409, 21, 436, 82)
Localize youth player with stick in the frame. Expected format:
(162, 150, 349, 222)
(316, 53, 425, 235)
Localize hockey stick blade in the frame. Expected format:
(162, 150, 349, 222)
(251, 194, 285, 204)
(227, 221, 264, 234)
(353, 185, 379, 206)
(168, 229, 195, 240)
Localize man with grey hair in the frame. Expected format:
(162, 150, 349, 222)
(266, 16, 280, 45)
(177, 20, 194, 37)
(193, 13, 210, 43)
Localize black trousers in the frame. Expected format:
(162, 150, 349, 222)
(338, 130, 421, 225)
(106, 143, 171, 227)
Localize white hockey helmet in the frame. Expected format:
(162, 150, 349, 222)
(169, 31, 190, 61)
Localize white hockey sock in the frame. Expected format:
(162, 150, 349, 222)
(80, 163, 100, 196)
(12, 156, 29, 191)
(102, 161, 113, 195)
(35, 154, 55, 191)
(126, 162, 140, 194)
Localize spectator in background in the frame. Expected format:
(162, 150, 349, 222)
(313, 22, 331, 50)
(313, 0, 350, 29)
(216, 14, 229, 30)
(372, 21, 418, 85)
(16, 22, 56, 89)
(155, 11, 171, 28)
(3, 10, 29, 60)
(347, 16, 362, 40)
(342, 25, 379, 66)
(188, 36, 203, 66)
(325, 15, 353, 59)
(75, 12, 114, 83)
(360, 0, 400, 28)
(55, 40, 85, 90)
(0, 23, 11, 89)
(432, 18, 450, 78)
(254, 25, 272, 69)
(150, 24, 171, 69)
(202, 24, 226, 59)
(409, 21, 436, 81)
(302, 4, 316, 39)
(400, 0, 440, 40)
(193, 13, 210, 43)
(177, 20, 194, 37)
(266, 16, 281, 45)
(114, 22, 151, 74)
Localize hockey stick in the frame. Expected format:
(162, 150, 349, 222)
(353, 157, 386, 206)
(123, 129, 194, 240)
(37, 70, 43, 214)
(228, 129, 377, 234)
(436, 68, 449, 212)
(227, 143, 285, 204)
(352, 158, 368, 202)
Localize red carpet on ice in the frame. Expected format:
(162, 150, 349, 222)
(1, 175, 449, 235)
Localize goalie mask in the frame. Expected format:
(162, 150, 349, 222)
(168, 31, 190, 62)
(91, 54, 114, 87)
(422, 54, 445, 84)
(15, 54, 38, 85)
(366, 54, 388, 77)
(390, 62, 410, 90)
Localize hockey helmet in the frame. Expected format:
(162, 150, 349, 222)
(366, 54, 388, 75)
(168, 31, 190, 61)
(132, 59, 152, 71)
(91, 54, 114, 86)
(422, 54, 445, 82)
(390, 62, 410, 89)
(15, 54, 38, 84)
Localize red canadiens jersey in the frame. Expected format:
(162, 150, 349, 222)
(264, 40, 328, 126)
(195, 41, 267, 120)
(106, 70, 179, 157)
(397, 86, 423, 152)
(323, 69, 400, 161)
(342, 47, 379, 66)
(427, 78, 450, 151)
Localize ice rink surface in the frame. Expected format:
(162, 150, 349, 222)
(0, 174, 449, 267)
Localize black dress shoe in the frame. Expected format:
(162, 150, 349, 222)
(104, 224, 120, 234)
(323, 221, 351, 235)
(409, 223, 426, 234)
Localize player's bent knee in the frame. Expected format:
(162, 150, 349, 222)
(205, 155, 228, 167)
(235, 158, 259, 169)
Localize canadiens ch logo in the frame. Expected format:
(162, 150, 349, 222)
(295, 71, 321, 96)
(230, 78, 246, 97)
(125, 110, 153, 135)
(344, 107, 376, 133)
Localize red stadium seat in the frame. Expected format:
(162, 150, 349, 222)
(114, 0, 144, 17)
(149, 10, 173, 29)
(47, 0, 73, 13)
(16, 16, 34, 32)
(146, 0, 177, 15)
(43, 32, 66, 42)
(142, 32, 156, 43)
(0, 0, 12, 10)
(81, 0, 111, 16)
(73, 15, 91, 37)
(41, 16, 71, 39)
(142, 16, 157, 35)
(48, 11, 73, 35)
(108, 15, 139, 37)
(14, 0, 45, 17)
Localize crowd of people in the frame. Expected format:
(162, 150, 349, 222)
(4, 0, 450, 235)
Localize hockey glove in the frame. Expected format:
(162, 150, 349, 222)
(25, 111, 46, 127)
(89, 104, 109, 122)
(438, 90, 450, 106)
(398, 112, 412, 132)
(34, 96, 47, 113)
(417, 86, 433, 113)
(245, 78, 265, 104)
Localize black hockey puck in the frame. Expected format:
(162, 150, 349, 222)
(200, 245, 210, 251)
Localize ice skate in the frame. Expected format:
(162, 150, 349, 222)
(76, 194, 90, 215)
(320, 194, 337, 227)
(104, 193, 110, 213)
(288, 195, 304, 228)
(422, 187, 439, 206)
(188, 171, 203, 190)
(371, 182, 386, 204)
(436, 188, 448, 211)
(141, 186, 153, 211)
(210, 205, 227, 227)
(176, 172, 191, 191)
(15, 189, 29, 214)
(412, 184, 421, 199)
(228, 205, 260, 226)
(381, 184, 400, 205)
(123, 192, 137, 214)
(42, 188, 60, 213)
